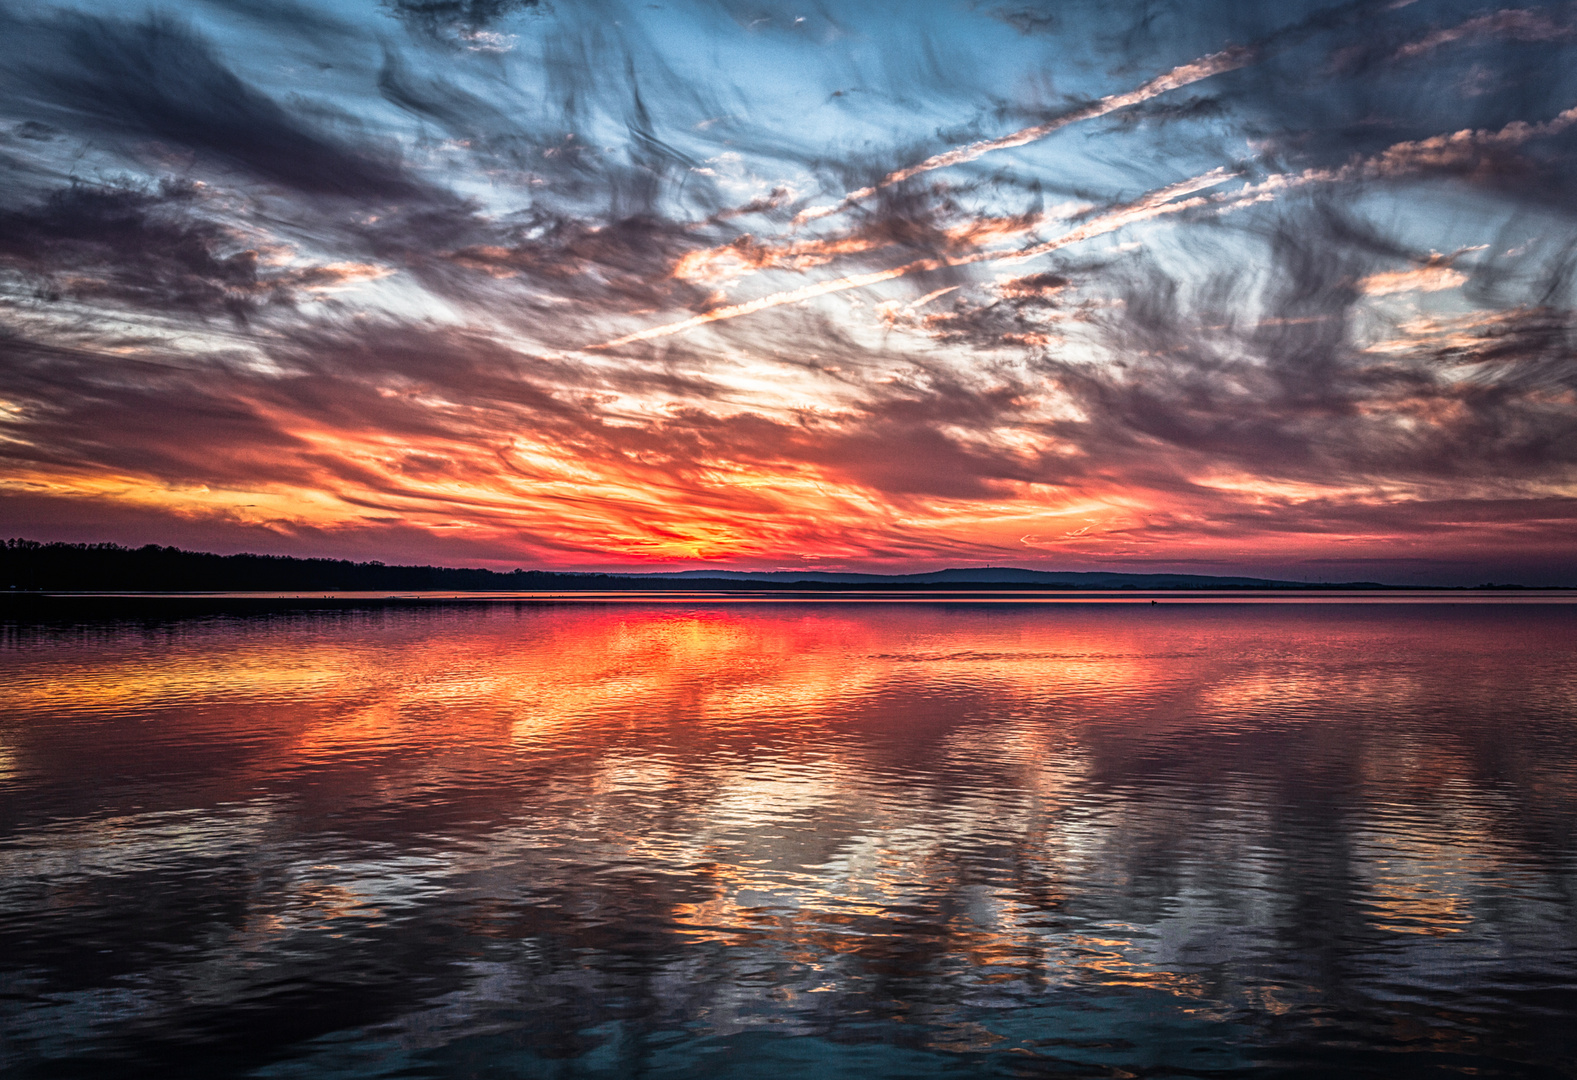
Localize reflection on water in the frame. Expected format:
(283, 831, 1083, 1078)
(1, 602, 1575, 1078)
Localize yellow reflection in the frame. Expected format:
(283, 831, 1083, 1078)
(1358, 827, 1481, 937)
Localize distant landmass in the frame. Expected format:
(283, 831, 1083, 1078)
(628, 566, 1311, 587)
(0, 538, 1452, 593)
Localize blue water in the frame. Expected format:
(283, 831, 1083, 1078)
(2, 600, 1575, 1077)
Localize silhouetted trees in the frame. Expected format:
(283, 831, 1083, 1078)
(0, 539, 562, 592)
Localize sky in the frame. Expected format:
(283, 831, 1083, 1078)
(1, 0, 1575, 583)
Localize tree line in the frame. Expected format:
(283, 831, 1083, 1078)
(0, 539, 601, 592)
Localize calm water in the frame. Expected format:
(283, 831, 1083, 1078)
(2, 600, 1575, 1078)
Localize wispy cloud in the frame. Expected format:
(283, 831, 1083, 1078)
(1, 0, 1575, 581)
(794, 47, 1254, 223)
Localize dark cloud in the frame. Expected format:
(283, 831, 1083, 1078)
(1040, 199, 1577, 490)
(415, 210, 710, 336)
(2, 180, 277, 318)
(378, 50, 523, 136)
(883, 287, 1069, 353)
(0, 7, 427, 200)
(983, 5, 1059, 37)
(383, 0, 541, 41)
(11, 120, 58, 141)
(1176, 1, 1577, 210)
(0, 327, 311, 487)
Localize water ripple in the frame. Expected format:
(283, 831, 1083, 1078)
(1, 602, 1574, 1076)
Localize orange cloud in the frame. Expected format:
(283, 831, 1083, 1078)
(1358, 254, 1471, 296)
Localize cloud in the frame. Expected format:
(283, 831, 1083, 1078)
(0, 179, 390, 319)
(382, 0, 540, 44)
(1394, 7, 1576, 59)
(669, 234, 885, 285)
(1358, 253, 1473, 295)
(1040, 202, 1577, 499)
(1, 0, 1575, 579)
(1366, 106, 1577, 177)
(794, 45, 1254, 223)
(592, 167, 1236, 348)
(0, 7, 428, 200)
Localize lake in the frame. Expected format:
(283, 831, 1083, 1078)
(2, 598, 1575, 1077)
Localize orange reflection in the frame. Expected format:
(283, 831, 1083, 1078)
(4, 603, 1571, 1017)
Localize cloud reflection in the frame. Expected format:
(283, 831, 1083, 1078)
(3, 604, 1575, 1070)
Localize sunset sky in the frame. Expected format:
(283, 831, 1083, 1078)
(1, 0, 1575, 582)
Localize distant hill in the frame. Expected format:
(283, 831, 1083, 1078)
(642, 567, 1300, 587)
(0, 538, 1406, 592)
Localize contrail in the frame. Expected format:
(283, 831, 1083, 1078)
(794, 47, 1253, 224)
(978, 168, 1238, 264)
(1188, 103, 1577, 216)
(590, 267, 925, 350)
(594, 95, 1577, 354)
(589, 169, 1236, 350)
